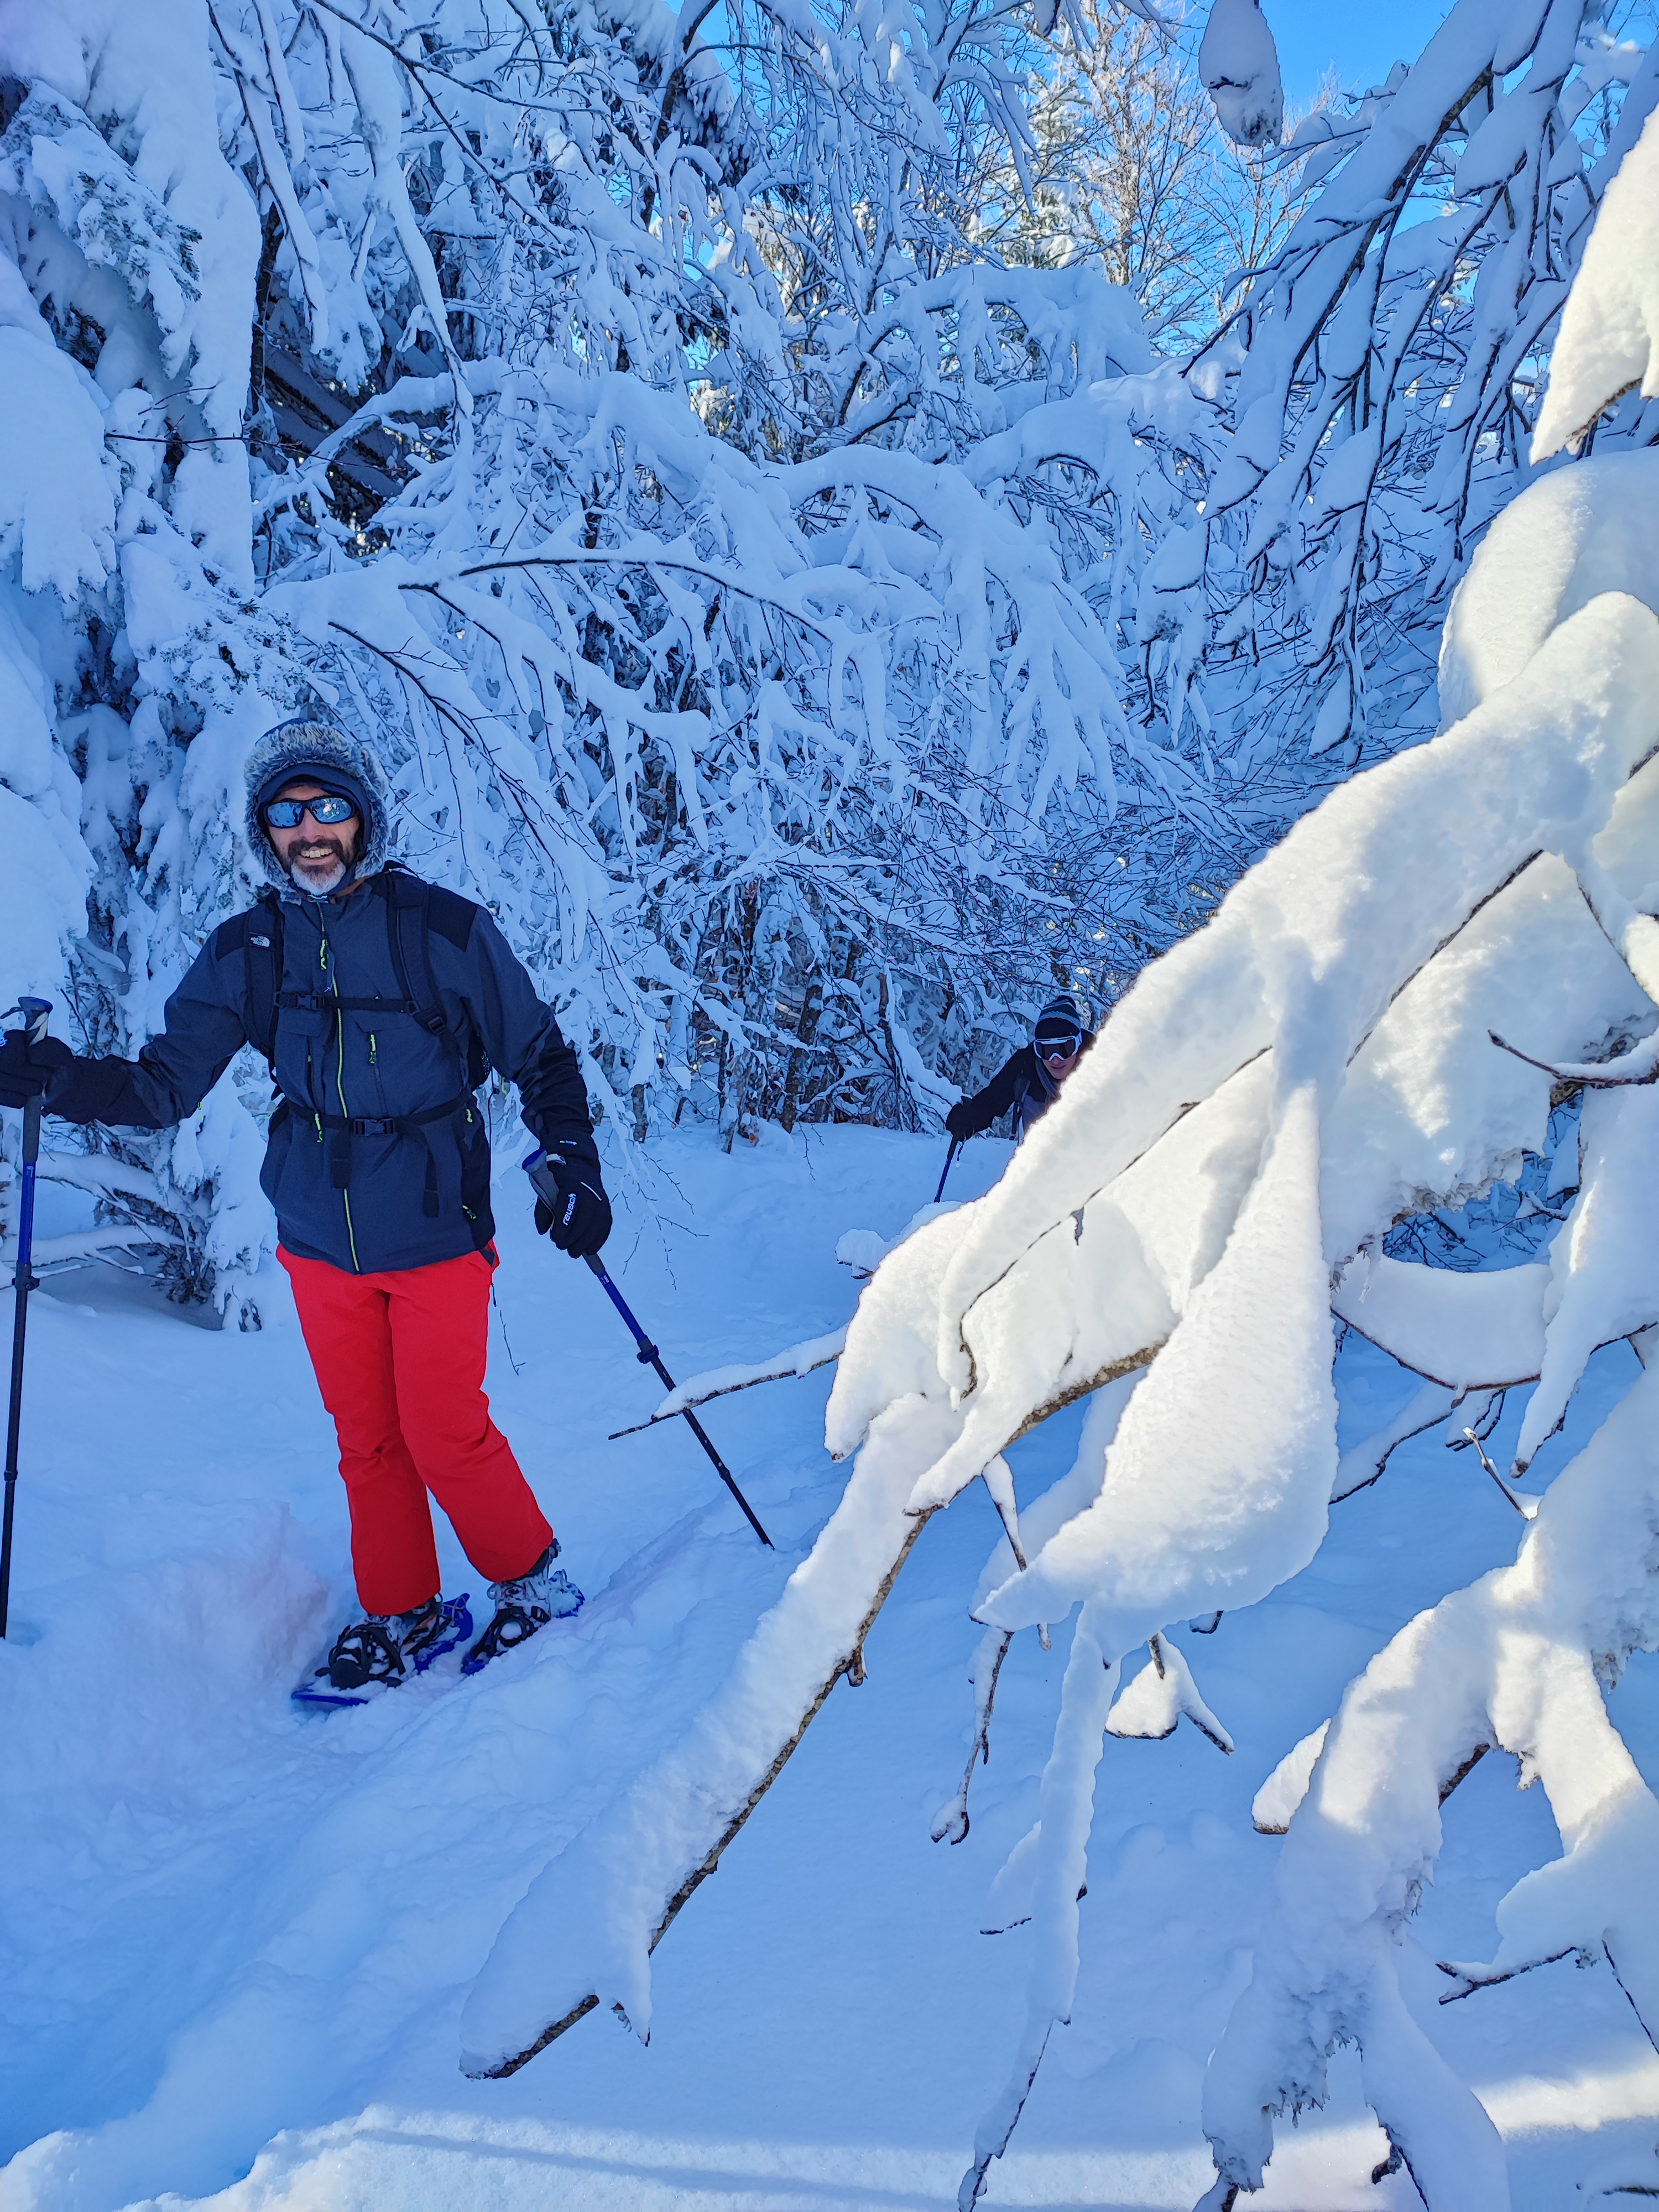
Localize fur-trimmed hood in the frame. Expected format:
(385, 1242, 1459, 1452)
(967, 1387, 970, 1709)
(244, 718, 392, 894)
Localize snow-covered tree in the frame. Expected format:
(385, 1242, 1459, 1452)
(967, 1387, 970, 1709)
(0, 8, 275, 1313)
(453, 27, 1659, 2212)
(220, 0, 1186, 1139)
(870, 0, 1659, 1030)
(0, 0, 1138, 1295)
(982, 6, 1222, 323)
(3, 0, 1655, 1309)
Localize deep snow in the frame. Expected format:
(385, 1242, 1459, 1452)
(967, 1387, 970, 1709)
(2, 1125, 1657, 2211)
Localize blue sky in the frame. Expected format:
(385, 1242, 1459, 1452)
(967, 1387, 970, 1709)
(1267, 0, 1452, 109)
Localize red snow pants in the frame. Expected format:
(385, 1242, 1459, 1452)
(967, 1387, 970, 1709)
(279, 1245, 554, 1617)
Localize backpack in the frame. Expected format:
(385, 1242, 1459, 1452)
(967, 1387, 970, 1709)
(212, 868, 491, 1233)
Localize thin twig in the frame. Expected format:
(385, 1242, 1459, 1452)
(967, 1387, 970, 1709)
(1489, 1029, 1659, 1089)
(1460, 1425, 1533, 1517)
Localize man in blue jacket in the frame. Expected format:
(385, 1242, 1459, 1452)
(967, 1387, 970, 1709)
(0, 718, 607, 1695)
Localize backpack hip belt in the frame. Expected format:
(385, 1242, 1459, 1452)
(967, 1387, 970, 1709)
(313, 1092, 474, 1218)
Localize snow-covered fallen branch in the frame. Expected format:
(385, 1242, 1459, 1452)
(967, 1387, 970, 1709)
(1489, 1027, 1659, 1087)
(458, 514, 1659, 2209)
(1331, 1252, 1548, 1390)
(12, 1226, 158, 1269)
(460, 1392, 959, 2077)
(836, 1199, 958, 1280)
(1329, 1381, 1458, 1502)
(608, 1326, 849, 1437)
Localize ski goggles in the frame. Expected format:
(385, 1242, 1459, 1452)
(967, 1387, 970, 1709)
(263, 794, 357, 828)
(1036, 1030, 1083, 1061)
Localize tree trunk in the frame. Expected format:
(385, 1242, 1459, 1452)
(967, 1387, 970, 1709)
(780, 973, 824, 1132)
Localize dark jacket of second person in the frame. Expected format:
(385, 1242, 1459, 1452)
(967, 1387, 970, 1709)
(951, 1031, 1096, 1141)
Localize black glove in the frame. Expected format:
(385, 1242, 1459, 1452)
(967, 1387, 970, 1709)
(529, 1139, 612, 1259)
(0, 1032, 72, 1110)
(945, 1099, 977, 1142)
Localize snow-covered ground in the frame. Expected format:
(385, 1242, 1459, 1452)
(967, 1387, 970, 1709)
(3, 1125, 1657, 2212)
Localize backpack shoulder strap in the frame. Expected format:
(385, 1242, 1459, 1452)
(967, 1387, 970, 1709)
(1008, 1050, 1039, 1139)
(382, 869, 492, 1094)
(214, 893, 284, 1067)
(211, 911, 252, 958)
(383, 870, 449, 1039)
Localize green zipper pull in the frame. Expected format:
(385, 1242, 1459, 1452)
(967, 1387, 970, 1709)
(369, 1032, 378, 1065)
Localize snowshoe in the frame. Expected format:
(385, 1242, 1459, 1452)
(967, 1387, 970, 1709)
(293, 1591, 472, 1709)
(462, 1543, 582, 1675)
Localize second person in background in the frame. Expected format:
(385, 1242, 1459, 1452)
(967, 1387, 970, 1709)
(945, 993, 1095, 1145)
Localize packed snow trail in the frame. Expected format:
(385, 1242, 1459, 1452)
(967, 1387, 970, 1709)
(4, 1130, 1659, 2211)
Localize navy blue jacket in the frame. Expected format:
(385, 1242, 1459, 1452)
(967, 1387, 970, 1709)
(46, 871, 593, 1274)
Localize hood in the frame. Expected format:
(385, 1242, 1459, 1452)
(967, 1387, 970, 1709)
(244, 717, 393, 895)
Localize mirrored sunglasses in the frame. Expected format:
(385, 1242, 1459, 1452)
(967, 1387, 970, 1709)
(1038, 1032, 1082, 1061)
(264, 794, 356, 828)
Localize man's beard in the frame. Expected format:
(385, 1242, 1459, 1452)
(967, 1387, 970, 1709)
(288, 841, 352, 896)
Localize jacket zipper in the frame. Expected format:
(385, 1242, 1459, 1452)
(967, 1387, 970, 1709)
(319, 919, 362, 1272)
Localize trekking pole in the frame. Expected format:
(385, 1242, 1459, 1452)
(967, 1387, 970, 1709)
(2, 997, 51, 1639)
(933, 1136, 962, 1206)
(581, 1253, 774, 1548)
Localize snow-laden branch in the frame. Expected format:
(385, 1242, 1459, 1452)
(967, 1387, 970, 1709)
(460, 1384, 964, 2074)
(1206, 1357, 1659, 2208)
(454, 458, 1659, 2192)
(1534, 100, 1659, 457)
(609, 1325, 849, 1436)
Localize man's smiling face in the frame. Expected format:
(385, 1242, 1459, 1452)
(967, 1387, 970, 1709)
(267, 779, 361, 897)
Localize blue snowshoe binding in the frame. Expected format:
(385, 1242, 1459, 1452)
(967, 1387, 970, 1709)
(462, 1542, 582, 1674)
(293, 1591, 472, 1709)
